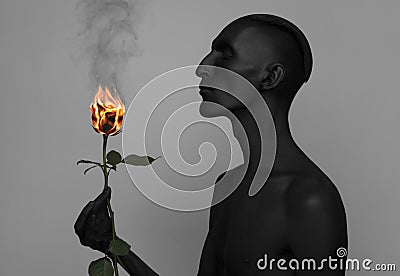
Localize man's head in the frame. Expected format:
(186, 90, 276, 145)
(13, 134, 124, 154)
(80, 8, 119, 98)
(197, 14, 312, 117)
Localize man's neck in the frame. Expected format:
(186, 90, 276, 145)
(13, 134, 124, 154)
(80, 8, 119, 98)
(229, 104, 307, 175)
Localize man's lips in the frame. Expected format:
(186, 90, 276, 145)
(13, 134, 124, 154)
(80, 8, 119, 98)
(199, 89, 212, 95)
(199, 85, 216, 95)
(199, 86, 214, 99)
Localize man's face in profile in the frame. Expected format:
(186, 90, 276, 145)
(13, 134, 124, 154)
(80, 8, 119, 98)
(197, 20, 275, 118)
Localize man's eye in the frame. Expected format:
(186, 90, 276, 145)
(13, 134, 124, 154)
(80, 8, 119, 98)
(222, 48, 233, 59)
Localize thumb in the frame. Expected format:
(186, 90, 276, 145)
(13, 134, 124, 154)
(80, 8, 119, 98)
(93, 186, 111, 212)
(103, 186, 111, 199)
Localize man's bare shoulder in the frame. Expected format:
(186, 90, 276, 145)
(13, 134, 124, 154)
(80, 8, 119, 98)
(284, 171, 346, 222)
(282, 171, 348, 258)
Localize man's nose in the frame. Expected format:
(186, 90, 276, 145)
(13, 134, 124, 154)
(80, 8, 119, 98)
(195, 65, 212, 78)
(195, 54, 214, 78)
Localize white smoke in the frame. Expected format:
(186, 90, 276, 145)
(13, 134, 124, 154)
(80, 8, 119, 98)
(77, 0, 144, 96)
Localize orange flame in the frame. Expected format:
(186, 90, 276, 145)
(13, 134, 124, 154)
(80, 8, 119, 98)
(90, 85, 125, 136)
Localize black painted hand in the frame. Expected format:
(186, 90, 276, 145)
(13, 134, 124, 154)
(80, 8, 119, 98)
(74, 186, 113, 254)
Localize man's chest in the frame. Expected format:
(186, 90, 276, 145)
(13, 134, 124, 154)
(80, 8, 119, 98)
(213, 178, 292, 274)
(224, 193, 287, 264)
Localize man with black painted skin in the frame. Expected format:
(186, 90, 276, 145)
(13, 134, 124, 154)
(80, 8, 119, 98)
(75, 14, 348, 276)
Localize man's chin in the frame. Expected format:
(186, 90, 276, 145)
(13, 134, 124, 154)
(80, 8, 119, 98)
(199, 101, 228, 118)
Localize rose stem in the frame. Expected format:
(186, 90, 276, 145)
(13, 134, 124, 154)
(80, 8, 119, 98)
(102, 134, 119, 276)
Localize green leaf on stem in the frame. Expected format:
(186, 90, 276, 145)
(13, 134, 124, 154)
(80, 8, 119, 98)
(77, 159, 101, 166)
(83, 164, 100, 175)
(88, 257, 114, 276)
(108, 238, 131, 256)
(122, 154, 161, 166)
(106, 150, 122, 166)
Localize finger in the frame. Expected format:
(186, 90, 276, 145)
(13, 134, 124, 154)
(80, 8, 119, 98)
(74, 201, 95, 236)
(82, 215, 96, 247)
(94, 186, 111, 202)
(90, 214, 96, 229)
(93, 186, 111, 212)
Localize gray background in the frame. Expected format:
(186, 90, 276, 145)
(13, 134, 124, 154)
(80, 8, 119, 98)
(0, 0, 399, 275)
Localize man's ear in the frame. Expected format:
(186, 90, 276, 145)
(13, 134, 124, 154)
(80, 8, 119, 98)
(259, 63, 285, 91)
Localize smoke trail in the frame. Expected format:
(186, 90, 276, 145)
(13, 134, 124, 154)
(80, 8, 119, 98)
(77, 0, 144, 95)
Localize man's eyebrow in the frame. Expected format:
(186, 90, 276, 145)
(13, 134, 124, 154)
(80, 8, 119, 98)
(211, 39, 217, 49)
(211, 39, 234, 52)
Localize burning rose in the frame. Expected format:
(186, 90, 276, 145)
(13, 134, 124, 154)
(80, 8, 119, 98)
(76, 0, 151, 273)
(78, 85, 160, 276)
(90, 85, 125, 136)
